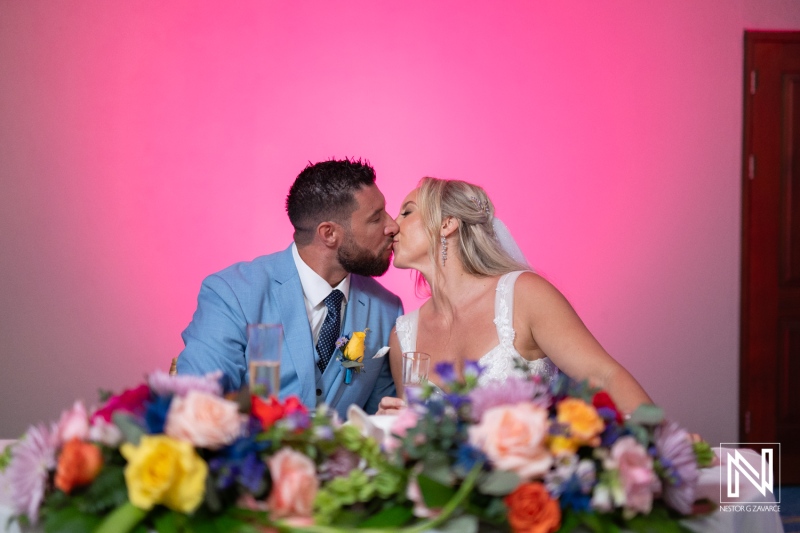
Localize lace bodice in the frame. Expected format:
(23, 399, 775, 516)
(395, 271, 558, 386)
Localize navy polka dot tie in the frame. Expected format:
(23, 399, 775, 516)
(316, 289, 344, 373)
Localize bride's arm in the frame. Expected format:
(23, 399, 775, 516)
(515, 273, 653, 415)
(376, 328, 406, 414)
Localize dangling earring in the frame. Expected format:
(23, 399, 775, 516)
(440, 235, 447, 266)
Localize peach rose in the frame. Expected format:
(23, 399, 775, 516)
(267, 447, 319, 519)
(165, 390, 242, 449)
(468, 402, 552, 480)
(556, 398, 604, 443)
(504, 482, 561, 533)
(54, 438, 103, 494)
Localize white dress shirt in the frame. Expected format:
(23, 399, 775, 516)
(291, 243, 350, 356)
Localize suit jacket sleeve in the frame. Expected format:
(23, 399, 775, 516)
(176, 273, 248, 392)
(362, 295, 404, 413)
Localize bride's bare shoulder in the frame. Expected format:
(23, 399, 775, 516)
(515, 271, 574, 308)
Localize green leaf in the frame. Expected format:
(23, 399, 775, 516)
(43, 505, 103, 533)
(417, 474, 457, 509)
(357, 504, 414, 528)
(422, 451, 455, 485)
(113, 412, 146, 445)
(95, 502, 147, 533)
(80, 464, 128, 513)
(477, 470, 521, 496)
(436, 513, 479, 533)
(152, 510, 179, 533)
(556, 509, 582, 533)
(628, 404, 664, 426)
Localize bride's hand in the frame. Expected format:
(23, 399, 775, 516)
(376, 396, 405, 415)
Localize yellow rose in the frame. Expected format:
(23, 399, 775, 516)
(556, 398, 605, 443)
(548, 435, 579, 455)
(343, 331, 367, 362)
(120, 435, 207, 513)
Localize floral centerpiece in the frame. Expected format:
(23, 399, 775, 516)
(0, 364, 715, 533)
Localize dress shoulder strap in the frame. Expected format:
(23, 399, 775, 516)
(493, 271, 528, 345)
(395, 308, 420, 353)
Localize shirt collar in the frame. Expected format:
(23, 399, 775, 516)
(291, 242, 350, 308)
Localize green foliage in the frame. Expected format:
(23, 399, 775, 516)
(693, 440, 715, 468)
(0, 442, 13, 472)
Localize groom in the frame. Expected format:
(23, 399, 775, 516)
(176, 159, 403, 418)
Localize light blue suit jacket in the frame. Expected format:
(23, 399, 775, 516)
(176, 245, 403, 419)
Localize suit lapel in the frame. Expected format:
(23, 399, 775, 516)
(272, 248, 316, 408)
(325, 277, 371, 409)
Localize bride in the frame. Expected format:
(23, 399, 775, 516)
(378, 177, 652, 415)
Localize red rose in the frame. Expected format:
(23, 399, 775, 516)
(282, 396, 308, 416)
(252, 395, 285, 429)
(504, 482, 561, 533)
(592, 390, 623, 424)
(91, 384, 150, 423)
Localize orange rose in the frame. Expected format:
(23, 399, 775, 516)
(504, 482, 561, 533)
(54, 438, 103, 494)
(556, 398, 604, 443)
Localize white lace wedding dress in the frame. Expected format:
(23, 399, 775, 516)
(395, 271, 559, 387)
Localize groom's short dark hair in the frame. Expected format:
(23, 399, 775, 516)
(286, 158, 377, 245)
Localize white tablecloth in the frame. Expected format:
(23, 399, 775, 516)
(0, 442, 784, 533)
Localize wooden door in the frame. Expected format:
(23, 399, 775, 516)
(741, 31, 800, 484)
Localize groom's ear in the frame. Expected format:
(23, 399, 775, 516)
(316, 221, 343, 248)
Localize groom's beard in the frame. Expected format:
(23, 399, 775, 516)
(337, 235, 392, 277)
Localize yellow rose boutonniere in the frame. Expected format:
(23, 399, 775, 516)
(336, 329, 369, 384)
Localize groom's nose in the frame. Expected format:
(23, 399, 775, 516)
(384, 213, 400, 236)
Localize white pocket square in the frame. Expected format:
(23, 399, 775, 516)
(373, 346, 390, 359)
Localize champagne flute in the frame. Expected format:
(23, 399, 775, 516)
(247, 324, 283, 398)
(401, 352, 430, 399)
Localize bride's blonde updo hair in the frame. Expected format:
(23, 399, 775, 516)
(416, 177, 528, 277)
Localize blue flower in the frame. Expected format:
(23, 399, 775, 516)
(453, 443, 486, 473)
(144, 395, 172, 434)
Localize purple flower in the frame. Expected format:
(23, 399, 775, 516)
(655, 420, 699, 515)
(7, 423, 57, 524)
(319, 448, 362, 480)
(335, 336, 349, 349)
(434, 362, 456, 384)
(463, 361, 483, 379)
(147, 370, 223, 397)
(468, 376, 541, 421)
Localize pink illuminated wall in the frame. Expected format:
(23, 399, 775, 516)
(1, 1, 799, 445)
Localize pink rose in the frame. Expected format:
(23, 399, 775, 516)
(605, 436, 660, 517)
(56, 402, 89, 444)
(267, 448, 319, 519)
(468, 402, 552, 480)
(384, 408, 420, 452)
(164, 390, 241, 449)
